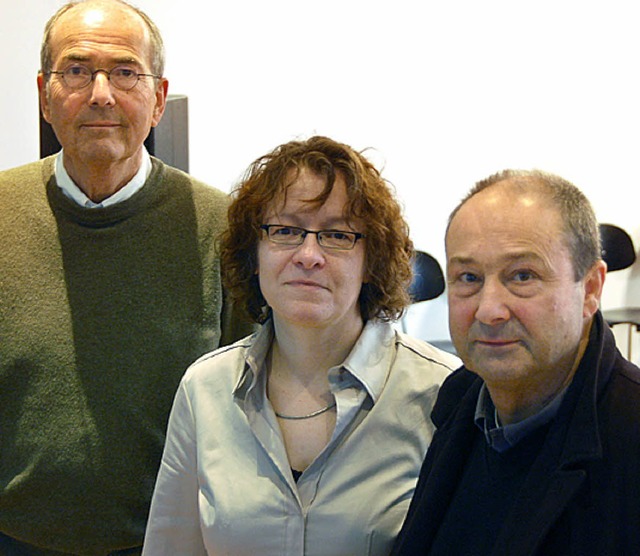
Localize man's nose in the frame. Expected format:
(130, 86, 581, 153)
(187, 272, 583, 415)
(89, 71, 116, 106)
(474, 278, 510, 325)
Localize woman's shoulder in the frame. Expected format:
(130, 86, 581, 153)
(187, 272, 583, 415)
(182, 333, 256, 386)
(394, 328, 461, 373)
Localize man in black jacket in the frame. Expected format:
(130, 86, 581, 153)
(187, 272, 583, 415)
(392, 169, 640, 556)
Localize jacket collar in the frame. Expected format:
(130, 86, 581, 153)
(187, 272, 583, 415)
(555, 311, 614, 466)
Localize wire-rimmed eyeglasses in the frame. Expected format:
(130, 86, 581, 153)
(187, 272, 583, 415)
(260, 224, 365, 251)
(46, 64, 162, 91)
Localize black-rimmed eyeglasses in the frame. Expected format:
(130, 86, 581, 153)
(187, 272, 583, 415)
(260, 224, 365, 251)
(46, 64, 161, 91)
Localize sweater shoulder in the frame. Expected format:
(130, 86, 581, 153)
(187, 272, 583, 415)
(0, 158, 54, 217)
(155, 160, 228, 202)
(0, 157, 53, 190)
(153, 159, 230, 221)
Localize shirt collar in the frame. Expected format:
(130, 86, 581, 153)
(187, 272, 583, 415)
(474, 382, 568, 453)
(337, 320, 397, 402)
(233, 321, 275, 398)
(55, 149, 152, 208)
(233, 319, 396, 403)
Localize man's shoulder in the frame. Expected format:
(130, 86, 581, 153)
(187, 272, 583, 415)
(431, 367, 481, 426)
(616, 357, 640, 386)
(0, 157, 51, 185)
(0, 158, 54, 213)
(155, 159, 228, 199)
(441, 367, 479, 395)
(152, 160, 231, 225)
(608, 356, 640, 422)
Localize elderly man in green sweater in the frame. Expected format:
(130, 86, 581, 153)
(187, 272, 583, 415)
(0, 1, 253, 554)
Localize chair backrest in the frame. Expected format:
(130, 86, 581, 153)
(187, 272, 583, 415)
(599, 223, 636, 272)
(408, 250, 445, 303)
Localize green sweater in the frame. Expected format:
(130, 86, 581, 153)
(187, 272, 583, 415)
(0, 156, 252, 554)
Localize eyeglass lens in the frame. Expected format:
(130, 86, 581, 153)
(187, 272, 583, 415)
(265, 225, 359, 250)
(56, 65, 144, 90)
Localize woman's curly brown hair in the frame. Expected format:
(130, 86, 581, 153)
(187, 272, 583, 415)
(220, 136, 414, 324)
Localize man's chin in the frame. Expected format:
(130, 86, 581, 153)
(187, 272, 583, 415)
(465, 345, 530, 376)
(74, 143, 131, 165)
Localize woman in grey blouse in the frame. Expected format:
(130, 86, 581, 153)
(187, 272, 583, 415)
(142, 136, 458, 556)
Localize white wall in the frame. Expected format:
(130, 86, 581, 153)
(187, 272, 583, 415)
(2, 0, 640, 360)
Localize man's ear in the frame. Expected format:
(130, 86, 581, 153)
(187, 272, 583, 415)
(37, 72, 52, 124)
(150, 78, 169, 128)
(583, 259, 607, 318)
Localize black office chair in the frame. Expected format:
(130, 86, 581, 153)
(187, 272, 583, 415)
(403, 250, 455, 353)
(408, 250, 445, 304)
(400, 250, 447, 343)
(600, 223, 636, 271)
(599, 223, 640, 360)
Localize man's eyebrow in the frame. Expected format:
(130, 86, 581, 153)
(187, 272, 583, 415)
(60, 53, 141, 65)
(60, 53, 91, 63)
(448, 255, 475, 265)
(112, 56, 141, 65)
(501, 252, 545, 264)
(448, 252, 543, 265)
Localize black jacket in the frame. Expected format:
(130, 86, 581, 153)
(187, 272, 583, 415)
(392, 312, 640, 555)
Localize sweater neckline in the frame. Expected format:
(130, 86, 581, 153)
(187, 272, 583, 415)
(44, 156, 167, 227)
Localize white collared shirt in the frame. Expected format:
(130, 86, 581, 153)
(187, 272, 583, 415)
(54, 149, 152, 208)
